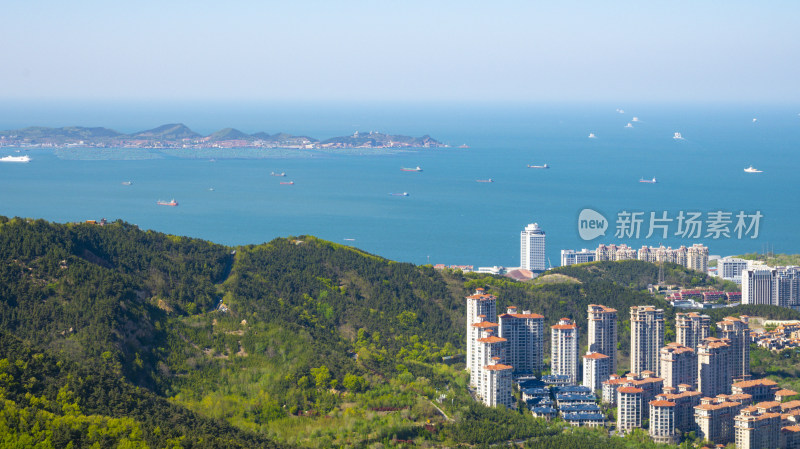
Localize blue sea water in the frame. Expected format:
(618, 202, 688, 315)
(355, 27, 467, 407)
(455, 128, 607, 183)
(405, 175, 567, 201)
(1, 102, 798, 267)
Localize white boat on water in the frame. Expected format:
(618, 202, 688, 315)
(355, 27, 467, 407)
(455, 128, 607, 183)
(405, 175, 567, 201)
(0, 155, 30, 163)
(527, 164, 549, 169)
(673, 132, 684, 140)
(639, 177, 657, 184)
(632, 117, 639, 122)
(744, 166, 763, 173)
(121, 181, 133, 186)
(625, 123, 633, 128)
(588, 133, 596, 139)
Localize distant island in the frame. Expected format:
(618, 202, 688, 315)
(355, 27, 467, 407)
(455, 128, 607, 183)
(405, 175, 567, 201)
(0, 123, 446, 150)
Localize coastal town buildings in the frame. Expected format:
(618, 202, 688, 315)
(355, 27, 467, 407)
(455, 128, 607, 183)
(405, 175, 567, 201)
(657, 385, 702, 433)
(520, 223, 546, 272)
(498, 307, 544, 376)
(741, 266, 800, 309)
(630, 306, 665, 377)
(551, 318, 580, 385)
(587, 304, 618, 373)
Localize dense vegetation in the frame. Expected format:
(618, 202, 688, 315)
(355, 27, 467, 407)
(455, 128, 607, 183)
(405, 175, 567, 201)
(2, 216, 798, 448)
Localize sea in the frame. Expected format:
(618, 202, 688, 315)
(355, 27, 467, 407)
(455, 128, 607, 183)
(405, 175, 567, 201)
(1, 102, 798, 268)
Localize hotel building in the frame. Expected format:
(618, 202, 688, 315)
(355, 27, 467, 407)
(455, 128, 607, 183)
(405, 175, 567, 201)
(520, 223, 546, 272)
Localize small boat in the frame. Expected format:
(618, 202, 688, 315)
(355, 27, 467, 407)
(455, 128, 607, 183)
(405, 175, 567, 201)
(527, 164, 549, 169)
(157, 199, 179, 206)
(458, 144, 469, 148)
(588, 133, 596, 139)
(476, 179, 494, 183)
(632, 117, 639, 122)
(673, 132, 683, 140)
(401, 166, 422, 172)
(0, 155, 31, 163)
(280, 181, 294, 185)
(389, 192, 409, 196)
(343, 238, 356, 241)
(616, 108, 625, 114)
(625, 123, 633, 128)
(208, 187, 215, 191)
(752, 118, 758, 123)
(744, 166, 763, 173)
(209, 159, 216, 162)
(639, 177, 657, 184)
(270, 172, 286, 177)
(121, 181, 133, 186)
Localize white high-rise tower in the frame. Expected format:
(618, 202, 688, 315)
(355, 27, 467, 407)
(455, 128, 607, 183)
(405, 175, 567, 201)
(520, 223, 546, 271)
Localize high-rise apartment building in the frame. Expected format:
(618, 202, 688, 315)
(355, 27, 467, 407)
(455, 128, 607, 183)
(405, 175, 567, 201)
(498, 307, 544, 375)
(587, 304, 618, 372)
(676, 312, 711, 352)
(697, 337, 732, 397)
(618, 386, 644, 433)
(660, 343, 697, 390)
(466, 288, 497, 386)
(551, 318, 579, 385)
(718, 316, 750, 382)
(583, 352, 611, 392)
(650, 400, 679, 444)
(630, 306, 665, 376)
(560, 249, 596, 267)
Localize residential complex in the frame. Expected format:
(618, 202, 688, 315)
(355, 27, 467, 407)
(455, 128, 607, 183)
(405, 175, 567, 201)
(520, 223, 546, 272)
(461, 292, 797, 448)
(630, 306, 665, 377)
(587, 304, 618, 373)
(594, 243, 709, 272)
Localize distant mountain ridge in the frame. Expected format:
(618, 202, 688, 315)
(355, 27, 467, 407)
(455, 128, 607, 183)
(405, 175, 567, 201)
(0, 123, 446, 149)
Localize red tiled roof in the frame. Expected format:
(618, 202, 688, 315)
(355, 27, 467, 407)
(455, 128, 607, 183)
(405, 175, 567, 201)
(583, 352, 610, 359)
(618, 386, 644, 394)
(484, 363, 512, 371)
(650, 400, 676, 407)
(477, 336, 507, 344)
(733, 379, 778, 388)
(552, 324, 577, 330)
(472, 321, 499, 328)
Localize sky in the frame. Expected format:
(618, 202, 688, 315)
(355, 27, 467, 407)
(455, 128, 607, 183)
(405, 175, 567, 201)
(2, 0, 799, 104)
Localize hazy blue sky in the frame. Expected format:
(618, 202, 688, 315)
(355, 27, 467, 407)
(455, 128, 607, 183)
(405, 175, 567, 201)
(2, 1, 798, 103)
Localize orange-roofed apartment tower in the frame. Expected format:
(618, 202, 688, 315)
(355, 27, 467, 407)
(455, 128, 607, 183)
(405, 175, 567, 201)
(630, 306, 665, 377)
(551, 318, 579, 385)
(587, 304, 618, 373)
(499, 306, 544, 376)
(466, 288, 497, 386)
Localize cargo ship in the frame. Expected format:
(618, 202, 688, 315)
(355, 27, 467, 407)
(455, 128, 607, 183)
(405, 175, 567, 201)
(280, 181, 294, 185)
(0, 155, 31, 163)
(639, 177, 657, 184)
(476, 179, 494, 183)
(744, 166, 763, 173)
(389, 192, 409, 196)
(401, 166, 422, 172)
(270, 172, 286, 177)
(157, 199, 178, 206)
(527, 164, 549, 169)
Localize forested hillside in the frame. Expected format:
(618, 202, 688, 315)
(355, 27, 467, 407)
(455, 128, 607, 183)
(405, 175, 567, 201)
(2, 216, 799, 448)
